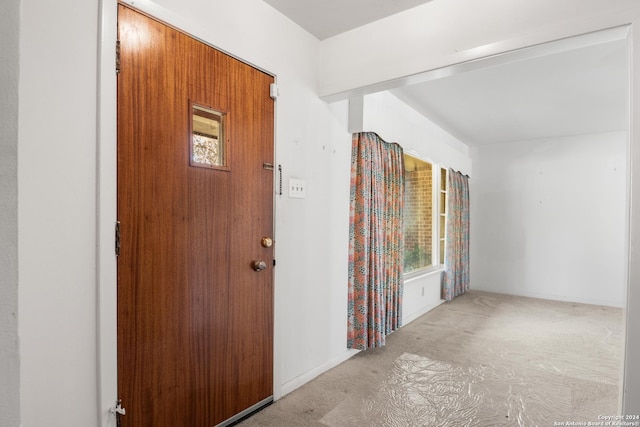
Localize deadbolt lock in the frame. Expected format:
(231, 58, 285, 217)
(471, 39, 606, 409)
(261, 237, 273, 248)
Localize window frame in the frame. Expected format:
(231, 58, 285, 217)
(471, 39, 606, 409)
(402, 153, 448, 279)
(439, 167, 448, 266)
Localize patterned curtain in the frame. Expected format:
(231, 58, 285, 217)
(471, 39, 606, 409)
(442, 169, 470, 301)
(347, 132, 405, 350)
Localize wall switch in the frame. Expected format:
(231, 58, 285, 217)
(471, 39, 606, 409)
(289, 178, 306, 199)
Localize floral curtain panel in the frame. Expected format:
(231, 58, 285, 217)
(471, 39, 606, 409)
(442, 169, 470, 301)
(347, 132, 405, 350)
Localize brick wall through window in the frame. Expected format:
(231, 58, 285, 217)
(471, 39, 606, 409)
(404, 162, 433, 271)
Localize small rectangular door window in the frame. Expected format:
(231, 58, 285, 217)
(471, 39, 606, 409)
(191, 103, 228, 170)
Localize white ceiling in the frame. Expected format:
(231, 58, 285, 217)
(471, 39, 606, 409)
(392, 39, 629, 146)
(262, 0, 630, 147)
(262, 0, 434, 40)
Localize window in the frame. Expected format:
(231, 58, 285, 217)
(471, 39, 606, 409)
(439, 167, 448, 265)
(403, 154, 447, 274)
(190, 103, 228, 170)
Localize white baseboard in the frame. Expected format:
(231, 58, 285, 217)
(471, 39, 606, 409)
(402, 299, 445, 325)
(276, 301, 445, 400)
(474, 287, 624, 308)
(277, 349, 360, 398)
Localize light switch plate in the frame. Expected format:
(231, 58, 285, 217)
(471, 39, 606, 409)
(289, 178, 306, 199)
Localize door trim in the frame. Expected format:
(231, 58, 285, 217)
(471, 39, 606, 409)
(97, 2, 279, 425)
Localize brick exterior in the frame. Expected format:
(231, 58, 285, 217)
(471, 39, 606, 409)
(404, 164, 433, 271)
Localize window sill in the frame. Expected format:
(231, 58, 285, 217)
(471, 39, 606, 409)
(404, 265, 444, 283)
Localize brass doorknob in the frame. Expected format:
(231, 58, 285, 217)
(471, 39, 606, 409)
(252, 260, 267, 272)
(261, 237, 273, 248)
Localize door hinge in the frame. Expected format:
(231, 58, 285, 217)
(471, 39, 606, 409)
(116, 40, 121, 74)
(111, 398, 126, 426)
(115, 221, 121, 257)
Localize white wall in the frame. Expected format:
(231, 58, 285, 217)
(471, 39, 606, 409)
(18, 0, 99, 426)
(0, 1, 20, 426)
(362, 92, 471, 173)
(361, 91, 472, 324)
(471, 132, 628, 307)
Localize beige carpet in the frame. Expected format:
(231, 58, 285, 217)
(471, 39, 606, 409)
(238, 291, 623, 426)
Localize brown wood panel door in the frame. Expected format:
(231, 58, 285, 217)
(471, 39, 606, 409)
(116, 5, 274, 426)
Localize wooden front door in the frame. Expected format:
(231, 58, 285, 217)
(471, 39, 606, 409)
(116, 5, 275, 426)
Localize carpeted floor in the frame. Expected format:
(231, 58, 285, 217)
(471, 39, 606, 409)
(237, 291, 623, 426)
